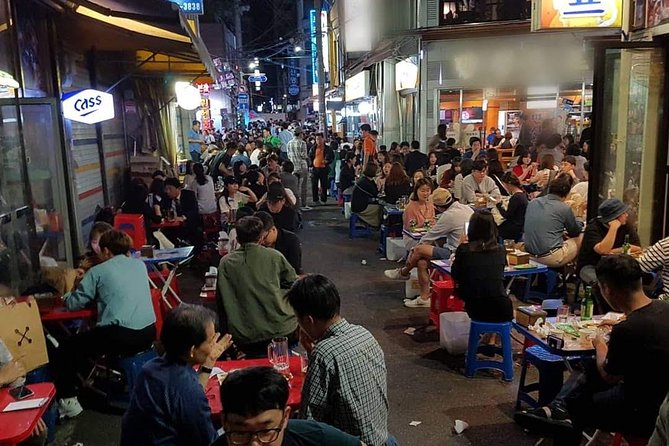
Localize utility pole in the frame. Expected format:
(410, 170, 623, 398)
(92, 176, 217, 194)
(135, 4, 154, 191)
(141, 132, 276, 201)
(233, 0, 243, 52)
(314, 0, 327, 134)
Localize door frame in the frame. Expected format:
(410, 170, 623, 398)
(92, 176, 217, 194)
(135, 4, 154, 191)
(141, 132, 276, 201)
(590, 40, 669, 241)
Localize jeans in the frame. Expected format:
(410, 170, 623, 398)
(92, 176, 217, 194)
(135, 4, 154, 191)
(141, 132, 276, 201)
(190, 150, 201, 163)
(384, 434, 400, 446)
(295, 167, 309, 207)
(311, 167, 329, 203)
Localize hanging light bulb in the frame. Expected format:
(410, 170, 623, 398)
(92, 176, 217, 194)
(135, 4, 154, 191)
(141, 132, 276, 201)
(175, 81, 201, 110)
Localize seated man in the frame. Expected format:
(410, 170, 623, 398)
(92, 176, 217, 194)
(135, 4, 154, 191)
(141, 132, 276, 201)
(256, 211, 302, 274)
(212, 367, 365, 446)
(217, 216, 298, 356)
(122, 304, 232, 446)
(56, 230, 156, 418)
(461, 160, 501, 205)
(523, 176, 584, 268)
(287, 275, 397, 446)
(638, 236, 669, 299)
(384, 188, 473, 308)
(516, 255, 669, 444)
(259, 183, 300, 232)
(577, 198, 641, 285)
(163, 177, 202, 245)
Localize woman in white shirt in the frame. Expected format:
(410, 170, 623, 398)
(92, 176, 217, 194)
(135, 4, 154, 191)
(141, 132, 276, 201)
(218, 176, 258, 222)
(192, 163, 218, 215)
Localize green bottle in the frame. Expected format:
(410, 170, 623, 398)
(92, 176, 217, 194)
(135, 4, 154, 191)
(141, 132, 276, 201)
(622, 234, 630, 255)
(581, 286, 594, 321)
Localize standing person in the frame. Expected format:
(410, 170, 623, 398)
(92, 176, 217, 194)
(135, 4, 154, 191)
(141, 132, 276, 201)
(263, 127, 283, 153)
(278, 125, 293, 160)
(361, 123, 377, 167)
(403, 140, 428, 177)
(249, 139, 263, 166)
(287, 275, 397, 446)
(121, 305, 232, 446)
(256, 211, 302, 274)
(56, 231, 156, 418)
(309, 133, 334, 206)
(451, 211, 513, 322)
(486, 127, 497, 147)
(428, 123, 448, 152)
(230, 144, 251, 168)
(496, 172, 528, 242)
(188, 120, 203, 162)
(280, 160, 300, 204)
(287, 127, 310, 210)
(191, 163, 217, 215)
(517, 113, 532, 148)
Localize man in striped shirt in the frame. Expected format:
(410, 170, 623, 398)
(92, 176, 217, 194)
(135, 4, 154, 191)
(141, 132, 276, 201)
(638, 236, 669, 298)
(286, 128, 310, 210)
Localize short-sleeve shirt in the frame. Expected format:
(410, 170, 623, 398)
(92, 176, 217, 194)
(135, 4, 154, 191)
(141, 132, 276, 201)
(363, 136, 376, 156)
(210, 420, 360, 446)
(604, 301, 669, 424)
(188, 129, 202, 153)
(577, 219, 640, 272)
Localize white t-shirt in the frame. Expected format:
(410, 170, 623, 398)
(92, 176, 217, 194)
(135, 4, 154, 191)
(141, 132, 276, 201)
(193, 175, 217, 214)
(219, 191, 251, 216)
(250, 149, 262, 166)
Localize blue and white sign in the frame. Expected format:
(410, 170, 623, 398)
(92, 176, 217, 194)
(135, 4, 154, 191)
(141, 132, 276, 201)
(169, 0, 204, 14)
(310, 9, 318, 85)
(288, 85, 300, 96)
(248, 74, 268, 83)
(62, 89, 115, 125)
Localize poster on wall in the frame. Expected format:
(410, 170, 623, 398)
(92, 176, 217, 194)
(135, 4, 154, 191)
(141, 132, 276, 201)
(647, 0, 669, 28)
(632, 0, 647, 29)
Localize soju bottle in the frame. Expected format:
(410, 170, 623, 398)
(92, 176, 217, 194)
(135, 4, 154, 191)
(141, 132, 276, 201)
(622, 234, 630, 255)
(581, 286, 594, 321)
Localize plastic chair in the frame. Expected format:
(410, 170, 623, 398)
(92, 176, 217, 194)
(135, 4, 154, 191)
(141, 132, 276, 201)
(150, 288, 165, 339)
(515, 345, 566, 410)
(612, 433, 649, 446)
(115, 349, 158, 394)
(349, 214, 373, 238)
(114, 214, 147, 250)
(465, 321, 514, 381)
(430, 278, 465, 329)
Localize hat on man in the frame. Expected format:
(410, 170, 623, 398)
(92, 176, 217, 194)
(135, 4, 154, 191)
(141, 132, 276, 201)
(597, 198, 629, 223)
(267, 183, 285, 202)
(430, 188, 454, 207)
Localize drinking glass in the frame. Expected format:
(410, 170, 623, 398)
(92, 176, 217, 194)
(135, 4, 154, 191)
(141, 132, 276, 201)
(267, 337, 290, 374)
(557, 305, 570, 323)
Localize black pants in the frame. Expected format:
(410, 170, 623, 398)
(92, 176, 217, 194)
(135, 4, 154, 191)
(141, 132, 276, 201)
(552, 359, 654, 445)
(54, 324, 156, 398)
(311, 167, 329, 203)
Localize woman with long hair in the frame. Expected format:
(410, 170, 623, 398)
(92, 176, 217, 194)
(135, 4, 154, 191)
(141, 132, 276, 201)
(219, 176, 258, 222)
(384, 162, 412, 204)
(426, 151, 439, 177)
(191, 163, 217, 215)
(351, 163, 383, 227)
(376, 162, 392, 193)
(148, 178, 165, 217)
(440, 157, 461, 190)
(451, 211, 513, 322)
(183, 160, 196, 191)
(403, 178, 436, 249)
(496, 172, 528, 242)
(530, 153, 557, 190)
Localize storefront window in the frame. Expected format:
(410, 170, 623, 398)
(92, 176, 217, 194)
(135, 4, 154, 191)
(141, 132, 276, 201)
(439, 0, 530, 25)
(598, 47, 665, 245)
(0, 0, 19, 100)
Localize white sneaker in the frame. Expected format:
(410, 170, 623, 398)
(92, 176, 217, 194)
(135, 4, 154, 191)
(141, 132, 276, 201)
(58, 397, 83, 419)
(404, 297, 431, 308)
(300, 206, 313, 211)
(384, 268, 410, 280)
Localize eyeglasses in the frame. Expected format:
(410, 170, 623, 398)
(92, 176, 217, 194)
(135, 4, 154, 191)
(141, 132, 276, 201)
(226, 418, 284, 445)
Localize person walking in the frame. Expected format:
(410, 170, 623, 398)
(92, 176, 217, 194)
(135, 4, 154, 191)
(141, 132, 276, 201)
(309, 133, 334, 206)
(287, 127, 310, 210)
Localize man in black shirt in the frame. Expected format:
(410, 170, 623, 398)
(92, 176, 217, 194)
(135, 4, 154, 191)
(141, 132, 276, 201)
(577, 198, 641, 285)
(210, 142, 236, 183)
(256, 211, 302, 274)
(403, 141, 428, 177)
(516, 255, 669, 443)
(259, 183, 300, 232)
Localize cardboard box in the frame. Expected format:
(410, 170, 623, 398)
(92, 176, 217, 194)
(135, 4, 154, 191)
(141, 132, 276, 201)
(516, 305, 547, 327)
(508, 251, 530, 265)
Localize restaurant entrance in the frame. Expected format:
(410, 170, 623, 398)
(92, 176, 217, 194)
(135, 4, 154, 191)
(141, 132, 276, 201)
(591, 42, 669, 246)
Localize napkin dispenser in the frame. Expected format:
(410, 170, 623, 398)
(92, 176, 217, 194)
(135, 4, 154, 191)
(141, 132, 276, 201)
(516, 306, 547, 327)
(508, 250, 530, 265)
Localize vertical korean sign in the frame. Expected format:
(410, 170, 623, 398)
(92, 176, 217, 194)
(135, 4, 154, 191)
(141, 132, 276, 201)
(310, 9, 318, 87)
(531, 0, 622, 30)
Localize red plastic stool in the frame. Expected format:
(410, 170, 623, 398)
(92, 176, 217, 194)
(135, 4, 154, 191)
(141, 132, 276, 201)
(612, 433, 649, 446)
(430, 278, 465, 329)
(114, 213, 147, 250)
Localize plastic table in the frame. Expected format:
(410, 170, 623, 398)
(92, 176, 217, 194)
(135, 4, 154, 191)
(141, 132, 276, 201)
(402, 229, 425, 241)
(0, 383, 55, 446)
(142, 247, 194, 308)
(150, 219, 184, 230)
(512, 319, 596, 358)
(206, 357, 304, 421)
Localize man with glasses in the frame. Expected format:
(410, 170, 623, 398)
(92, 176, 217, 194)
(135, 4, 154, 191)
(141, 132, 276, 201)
(211, 367, 365, 446)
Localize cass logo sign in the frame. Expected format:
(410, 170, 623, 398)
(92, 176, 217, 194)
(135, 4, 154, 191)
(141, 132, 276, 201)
(62, 89, 115, 124)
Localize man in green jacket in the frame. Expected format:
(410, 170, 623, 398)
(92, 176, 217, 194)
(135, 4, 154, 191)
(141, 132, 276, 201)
(217, 216, 298, 356)
(263, 127, 283, 154)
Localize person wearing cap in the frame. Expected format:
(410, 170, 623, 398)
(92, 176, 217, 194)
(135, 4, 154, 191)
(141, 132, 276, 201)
(287, 127, 310, 210)
(384, 188, 473, 308)
(577, 198, 641, 286)
(259, 183, 300, 233)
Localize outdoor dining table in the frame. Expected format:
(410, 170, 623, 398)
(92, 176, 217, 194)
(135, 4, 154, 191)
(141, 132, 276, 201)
(37, 297, 97, 336)
(150, 219, 184, 230)
(0, 383, 55, 446)
(402, 228, 426, 241)
(141, 246, 194, 308)
(206, 356, 304, 422)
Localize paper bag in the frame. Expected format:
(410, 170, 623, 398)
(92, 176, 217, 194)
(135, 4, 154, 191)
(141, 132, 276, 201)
(0, 299, 49, 372)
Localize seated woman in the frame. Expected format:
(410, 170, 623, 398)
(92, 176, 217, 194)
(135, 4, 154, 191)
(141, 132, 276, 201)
(450, 211, 513, 323)
(219, 176, 258, 223)
(351, 163, 383, 228)
(191, 163, 218, 216)
(496, 172, 529, 242)
(55, 230, 156, 418)
(512, 151, 537, 185)
(384, 162, 412, 204)
(403, 178, 436, 249)
(121, 181, 162, 244)
(121, 305, 232, 446)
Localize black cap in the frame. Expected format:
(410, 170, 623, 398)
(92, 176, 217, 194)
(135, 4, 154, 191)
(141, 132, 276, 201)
(267, 183, 285, 202)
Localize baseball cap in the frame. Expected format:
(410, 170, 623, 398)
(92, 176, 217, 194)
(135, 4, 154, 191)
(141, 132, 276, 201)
(267, 183, 285, 202)
(430, 188, 454, 207)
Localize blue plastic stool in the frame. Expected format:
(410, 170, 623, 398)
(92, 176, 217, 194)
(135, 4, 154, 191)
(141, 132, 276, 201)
(115, 348, 158, 394)
(342, 193, 352, 215)
(329, 178, 337, 200)
(349, 214, 373, 239)
(465, 321, 514, 382)
(526, 268, 568, 302)
(515, 345, 566, 410)
(378, 224, 389, 255)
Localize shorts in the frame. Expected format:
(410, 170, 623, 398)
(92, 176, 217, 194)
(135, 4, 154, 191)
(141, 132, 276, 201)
(432, 246, 452, 260)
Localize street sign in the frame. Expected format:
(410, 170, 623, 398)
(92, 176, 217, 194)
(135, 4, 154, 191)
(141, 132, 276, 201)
(169, 0, 204, 14)
(238, 93, 249, 105)
(248, 75, 267, 83)
(288, 85, 300, 96)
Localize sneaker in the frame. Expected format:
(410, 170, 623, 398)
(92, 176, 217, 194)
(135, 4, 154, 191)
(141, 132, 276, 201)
(384, 268, 410, 280)
(300, 206, 313, 211)
(404, 296, 430, 308)
(58, 397, 83, 419)
(514, 404, 574, 437)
